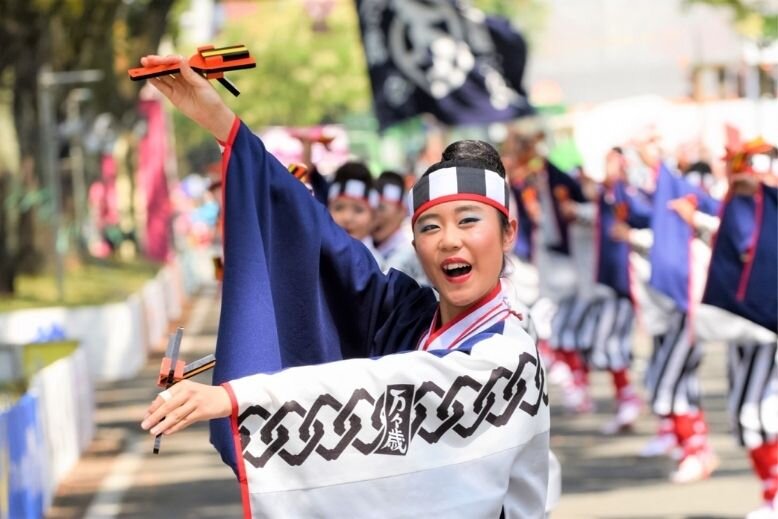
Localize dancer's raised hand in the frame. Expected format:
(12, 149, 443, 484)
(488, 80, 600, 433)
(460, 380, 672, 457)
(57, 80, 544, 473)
(141, 54, 235, 142)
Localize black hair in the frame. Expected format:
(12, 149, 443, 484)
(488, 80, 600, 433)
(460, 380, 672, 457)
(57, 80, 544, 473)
(440, 140, 506, 177)
(332, 161, 374, 188)
(376, 170, 406, 197)
(683, 160, 712, 177)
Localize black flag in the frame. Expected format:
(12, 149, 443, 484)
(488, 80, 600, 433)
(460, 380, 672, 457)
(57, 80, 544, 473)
(355, 0, 534, 129)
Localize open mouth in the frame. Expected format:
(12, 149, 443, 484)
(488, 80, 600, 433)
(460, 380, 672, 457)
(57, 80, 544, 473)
(441, 261, 472, 279)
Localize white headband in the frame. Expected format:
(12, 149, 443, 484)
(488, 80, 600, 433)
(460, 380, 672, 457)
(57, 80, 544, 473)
(328, 179, 379, 208)
(408, 166, 509, 224)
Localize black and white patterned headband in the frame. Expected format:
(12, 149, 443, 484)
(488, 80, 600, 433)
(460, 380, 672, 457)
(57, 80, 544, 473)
(408, 166, 510, 224)
(379, 183, 404, 205)
(328, 180, 379, 208)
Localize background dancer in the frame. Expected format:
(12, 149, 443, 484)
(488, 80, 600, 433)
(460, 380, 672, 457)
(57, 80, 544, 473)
(700, 139, 778, 518)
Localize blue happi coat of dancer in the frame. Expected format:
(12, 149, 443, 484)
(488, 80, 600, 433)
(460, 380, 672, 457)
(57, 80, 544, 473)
(544, 161, 587, 256)
(510, 182, 534, 261)
(211, 121, 438, 469)
(703, 184, 777, 332)
(648, 165, 720, 312)
(596, 181, 652, 297)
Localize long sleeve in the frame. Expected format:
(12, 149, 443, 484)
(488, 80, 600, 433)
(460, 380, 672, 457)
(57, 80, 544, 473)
(703, 186, 777, 332)
(224, 325, 549, 519)
(648, 164, 720, 312)
(211, 119, 436, 470)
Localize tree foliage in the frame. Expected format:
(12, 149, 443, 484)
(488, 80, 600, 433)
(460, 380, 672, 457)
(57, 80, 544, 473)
(0, 0, 178, 293)
(212, 1, 372, 128)
(172, 0, 549, 171)
(170, 0, 374, 176)
(471, 0, 548, 42)
(685, 0, 778, 41)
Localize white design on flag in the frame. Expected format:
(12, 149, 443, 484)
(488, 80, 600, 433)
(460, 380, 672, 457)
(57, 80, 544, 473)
(384, 73, 413, 106)
(357, 0, 521, 110)
(427, 36, 474, 99)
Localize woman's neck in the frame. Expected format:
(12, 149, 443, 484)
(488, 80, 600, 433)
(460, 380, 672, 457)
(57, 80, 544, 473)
(436, 282, 502, 328)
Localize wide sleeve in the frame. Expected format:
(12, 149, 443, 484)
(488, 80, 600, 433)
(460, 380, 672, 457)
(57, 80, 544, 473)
(223, 331, 549, 519)
(617, 182, 652, 229)
(218, 119, 411, 370)
(211, 119, 433, 471)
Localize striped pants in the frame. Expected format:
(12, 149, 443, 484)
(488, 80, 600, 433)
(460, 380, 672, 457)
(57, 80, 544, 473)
(728, 341, 778, 448)
(586, 295, 635, 372)
(551, 295, 600, 352)
(645, 310, 703, 417)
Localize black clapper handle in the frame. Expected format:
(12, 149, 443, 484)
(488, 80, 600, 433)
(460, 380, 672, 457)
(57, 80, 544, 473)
(153, 327, 184, 454)
(217, 77, 241, 96)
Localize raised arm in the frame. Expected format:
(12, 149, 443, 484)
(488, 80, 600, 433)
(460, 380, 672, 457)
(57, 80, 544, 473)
(143, 55, 396, 361)
(143, 53, 434, 471)
(141, 55, 235, 142)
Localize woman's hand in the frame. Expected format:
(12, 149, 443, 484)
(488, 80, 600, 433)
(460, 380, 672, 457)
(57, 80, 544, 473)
(609, 220, 632, 242)
(559, 200, 578, 222)
(140, 379, 232, 436)
(667, 196, 697, 226)
(141, 54, 235, 142)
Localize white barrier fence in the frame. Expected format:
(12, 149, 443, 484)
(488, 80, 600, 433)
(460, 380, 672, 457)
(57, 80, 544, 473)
(0, 255, 204, 382)
(0, 250, 211, 519)
(0, 347, 96, 519)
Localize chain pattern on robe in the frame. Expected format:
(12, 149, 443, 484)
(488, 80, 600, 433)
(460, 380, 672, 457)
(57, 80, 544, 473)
(237, 351, 548, 468)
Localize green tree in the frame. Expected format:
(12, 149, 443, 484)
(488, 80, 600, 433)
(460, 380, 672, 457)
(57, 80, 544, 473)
(170, 0, 373, 178)
(472, 0, 548, 42)
(0, 0, 178, 294)
(217, 1, 371, 128)
(685, 0, 778, 41)
(171, 0, 549, 171)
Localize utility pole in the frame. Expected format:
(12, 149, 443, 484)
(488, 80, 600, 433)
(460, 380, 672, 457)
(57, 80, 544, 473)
(66, 88, 92, 257)
(37, 67, 103, 302)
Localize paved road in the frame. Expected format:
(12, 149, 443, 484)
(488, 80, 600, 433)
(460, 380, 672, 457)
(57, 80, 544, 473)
(47, 285, 760, 518)
(47, 282, 238, 519)
(551, 339, 760, 519)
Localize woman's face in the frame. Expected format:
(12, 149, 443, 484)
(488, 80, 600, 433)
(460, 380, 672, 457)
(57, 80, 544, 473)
(372, 201, 406, 244)
(329, 197, 374, 240)
(604, 150, 625, 186)
(412, 200, 516, 324)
